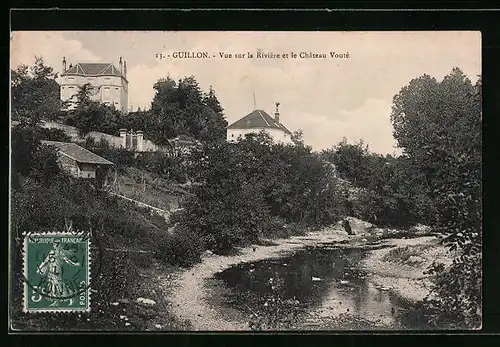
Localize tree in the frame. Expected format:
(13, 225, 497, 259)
(322, 138, 370, 186)
(321, 138, 436, 228)
(391, 68, 481, 328)
(200, 85, 228, 143)
(177, 131, 345, 253)
(290, 129, 305, 146)
(11, 57, 61, 124)
(148, 76, 228, 145)
(65, 84, 122, 137)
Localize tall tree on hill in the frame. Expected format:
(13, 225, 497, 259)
(11, 57, 61, 124)
(391, 68, 482, 328)
(200, 85, 228, 143)
(149, 76, 228, 145)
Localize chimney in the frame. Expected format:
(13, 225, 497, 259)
(119, 57, 123, 75)
(119, 128, 127, 148)
(275, 102, 280, 123)
(136, 130, 144, 151)
(62, 57, 67, 74)
(123, 60, 127, 79)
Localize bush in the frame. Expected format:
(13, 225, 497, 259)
(93, 251, 141, 303)
(422, 252, 481, 329)
(156, 227, 205, 267)
(39, 127, 72, 142)
(350, 189, 416, 229)
(175, 134, 346, 255)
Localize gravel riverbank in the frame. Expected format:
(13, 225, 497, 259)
(360, 236, 452, 302)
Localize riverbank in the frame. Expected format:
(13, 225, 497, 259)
(360, 236, 453, 302)
(166, 226, 350, 331)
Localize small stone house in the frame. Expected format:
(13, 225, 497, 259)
(42, 140, 113, 185)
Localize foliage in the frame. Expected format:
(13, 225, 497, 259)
(86, 139, 188, 183)
(322, 140, 434, 228)
(64, 83, 123, 136)
(390, 68, 482, 328)
(147, 77, 228, 145)
(156, 227, 205, 267)
(290, 129, 306, 147)
(176, 132, 345, 254)
(11, 56, 61, 123)
(39, 127, 72, 142)
(322, 138, 371, 186)
(422, 253, 481, 329)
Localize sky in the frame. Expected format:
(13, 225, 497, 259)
(10, 31, 481, 155)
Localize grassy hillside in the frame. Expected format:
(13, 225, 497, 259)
(105, 167, 189, 212)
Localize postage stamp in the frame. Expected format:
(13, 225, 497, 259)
(23, 232, 91, 312)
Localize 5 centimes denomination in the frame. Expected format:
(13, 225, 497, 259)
(23, 232, 91, 312)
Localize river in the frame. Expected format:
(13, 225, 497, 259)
(208, 243, 430, 330)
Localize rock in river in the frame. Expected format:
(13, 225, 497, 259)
(136, 297, 156, 306)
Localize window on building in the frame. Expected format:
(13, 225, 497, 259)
(103, 87, 110, 99)
(105, 77, 110, 80)
(115, 87, 119, 90)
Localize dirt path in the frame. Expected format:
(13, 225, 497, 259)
(166, 228, 349, 331)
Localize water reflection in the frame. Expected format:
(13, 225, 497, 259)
(214, 245, 427, 330)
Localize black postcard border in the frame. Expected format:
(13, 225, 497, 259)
(6, 6, 500, 343)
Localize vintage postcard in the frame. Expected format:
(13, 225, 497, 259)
(9, 31, 481, 331)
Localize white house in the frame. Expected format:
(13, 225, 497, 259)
(226, 102, 293, 145)
(59, 57, 129, 112)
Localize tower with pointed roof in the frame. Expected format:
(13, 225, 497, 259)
(226, 102, 293, 144)
(59, 57, 129, 112)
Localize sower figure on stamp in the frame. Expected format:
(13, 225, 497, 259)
(37, 239, 80, 307)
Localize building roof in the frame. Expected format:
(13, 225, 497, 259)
(42, 141, 114, 166)
(63, 62, 125, 79)
(227, 109, 292, 134)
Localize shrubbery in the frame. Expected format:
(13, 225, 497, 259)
(85, 138, 188, 184)
(155, 227, 205, 267)
(322, 140, 434, 229)
(172, 132, 346, 255)
(10, 122, 174, 329)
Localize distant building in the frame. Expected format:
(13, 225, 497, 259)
(226, 102, 293, 144)
(59, 57, 129, 112)
(42, 140, 113, 186)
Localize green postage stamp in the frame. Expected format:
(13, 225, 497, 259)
(23, 232, 91, 312)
